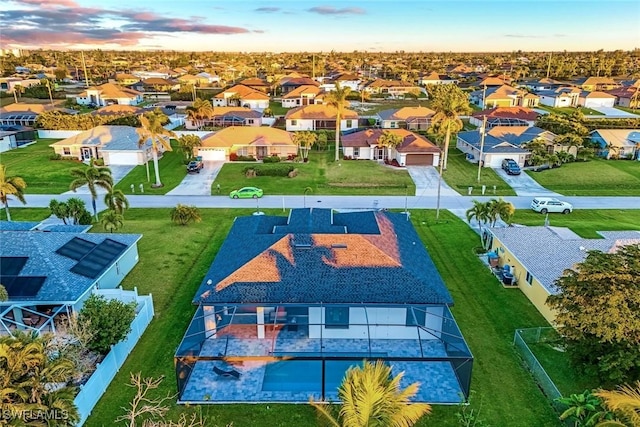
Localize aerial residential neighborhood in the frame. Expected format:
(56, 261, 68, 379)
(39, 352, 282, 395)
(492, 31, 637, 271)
(0, 1, 639, 427)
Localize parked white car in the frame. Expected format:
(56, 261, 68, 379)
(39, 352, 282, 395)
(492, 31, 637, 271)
(530, 197, 573, 214)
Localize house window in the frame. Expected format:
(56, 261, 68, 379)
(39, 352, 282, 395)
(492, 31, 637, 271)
(247, 119, 254, 124)
(353, 147, 360, 157)
(325, 307, 349, 329)
(291, 120, 297, 126)
(236, 148, 248, 156)
(346, 120, 353, 128)
(405, 307, 426, 326)
(525, 271, 533, 285)
(63, 147, 71, 155)
(390, 122, 397, 128)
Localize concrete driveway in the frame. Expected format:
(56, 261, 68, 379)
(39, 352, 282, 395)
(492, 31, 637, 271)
(406, 166, 459, 196)
(493, 168, 562, 197)
(166, 161, 224, 196)
(589, 107, 640, 118)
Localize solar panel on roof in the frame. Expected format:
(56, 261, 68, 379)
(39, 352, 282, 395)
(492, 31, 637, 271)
(70, 238, 128, 279)
(0, 256, 28, 275)
(56, 237, 97, 260)
(0, 276, 46, 298)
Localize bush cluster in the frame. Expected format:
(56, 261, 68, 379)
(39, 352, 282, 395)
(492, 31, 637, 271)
(262, 155, 282, 163)
(243, 164, 295, 177)
(229, 152, 257, 161)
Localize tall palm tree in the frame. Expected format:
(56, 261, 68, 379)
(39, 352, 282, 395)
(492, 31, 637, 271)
(324, 82, 352, 161)
(488, 198, 516, 226)
(292, 131, 318, 161)
(0, 164, 27, 222)
(103, 187, 129, 215)
(311, 360, 431, 427)
(377, 131, 403, 158)
(69, 161, 113, 221)
(595, 382, 640, 427)
(186, 98, 214, 129)
(101, 209, 124, 233)
(137, 112, 177, 187)
(466, 200, 491, 229)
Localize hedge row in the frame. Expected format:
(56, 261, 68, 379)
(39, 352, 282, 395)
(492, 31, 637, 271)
(242, 164, 295, 177)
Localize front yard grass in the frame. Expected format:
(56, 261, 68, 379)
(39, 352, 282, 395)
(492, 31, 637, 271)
(537, 105, 604, 116)
(1, 139, 81, 194)
(443, 148, 516, 196)
(512, 209, 640, 238)
(212, 151, 415, 196)
(268, 101, 289, 116)
(86, 209, 560, 427)
(525, 158, 640, 196)
(0, 207, 51, 222)
(114, 142, 186, 195)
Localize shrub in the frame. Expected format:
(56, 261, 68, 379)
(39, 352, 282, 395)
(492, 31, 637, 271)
(93, 158, 105, 166)
(242, 164, 295, 177)
(49, 153, 62, 160)
(171, 204, 202, 226)
(229, 152, 238, 161)
(262, 155, 281, 163)
(78, 294, 136, 355)
(236, 155, 256, 161)
(0, 284, 7, 302)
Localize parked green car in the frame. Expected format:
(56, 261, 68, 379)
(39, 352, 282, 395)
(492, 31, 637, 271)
(229, 187, 264, 199)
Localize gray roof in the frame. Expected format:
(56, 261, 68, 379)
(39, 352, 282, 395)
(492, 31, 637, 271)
(54, 125, 153, 151)
(0, 230, 141, 303)
(457, 131, 529, 154)
(490, 226, 640, 294)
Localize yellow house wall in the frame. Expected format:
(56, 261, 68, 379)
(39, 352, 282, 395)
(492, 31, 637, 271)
(487, 98, 514, 107)
(52, 145, 82, 159)
(490, 236, 557, 325)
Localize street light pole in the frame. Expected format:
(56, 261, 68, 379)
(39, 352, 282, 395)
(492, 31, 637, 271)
(477, 115, 487, 183)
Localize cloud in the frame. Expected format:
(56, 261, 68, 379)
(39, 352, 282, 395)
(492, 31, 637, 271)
(255, 7, 281, 13)
(10, 0, 78, 7)
(503, 34, 541, 39)
(308, 6, 365, 15)
(553, 33, 568, 38)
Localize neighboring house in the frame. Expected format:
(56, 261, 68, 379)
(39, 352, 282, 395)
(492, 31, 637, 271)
(0, 223, 141, 335)
(487, 226, 640, 323)
(109, 73, 139, 86)
(0, 77, 41, 92)
(470, 107, 540, 128)
(75, 83, 143, 106)
(178, 74, 210, 87)
(470, 85, 539, 108)
(478, 76, 511, 87)
(90, 104, 145, 117)
(0, 125, 36, 152)
(578, 91, 616, 108)
(139, 78, 180, 92)
(0, 103, 65, 127)
(418, 72, 458, 86)
(537, 87, 581, 108)
(175, 208, 472, 404)
(363, 79, 422, 98)
(278, 77, 320, 95)
(133, 70, 172, 80)
(239, 78, 270, 93)
(333, 73, 361, 91)
(196, 72, 221, 85)
(186, 107, 263, 129)
(377, 106, 436, 130)
(284, 104, 359, 131)
(446, 64, 475, 75)
(213, 84, 270, 110)
(606, 86, 640, 108)
(522, 78, 563, 92)
(590, 129, 640, 160)
(281, 85, 323, 108)
(196, 127, 297, 160)
(342, 129, 441, 166)
(49, 125, 159, 165)
(578, 77, 620, 92)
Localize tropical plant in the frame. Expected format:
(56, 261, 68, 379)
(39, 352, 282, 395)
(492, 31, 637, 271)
(595, 381, 640, 427)
(101, 209, 124, 233)
(310, 360, 431, 427)
(49, 198, 92, 225)
(556, 390, 613, 427)
(104, 187, 129, 215)
(69, 160, 113, 221)
(488, 198, 516, 226)
(78, 294, 136, 355)
(177, 134, 203, 161)
(171, 204, 202, 226)
(466, 200, 491, 230)
(137, 112, 177, 187)
(317, 132, 328, 151)
(377, 131, 403, 154)
(323, 82, 352, 161)
(293, 131, 318, 161)
(0, 284, 8, 302)
(185, 98, 214, 129)
(0, 164, 27, 221)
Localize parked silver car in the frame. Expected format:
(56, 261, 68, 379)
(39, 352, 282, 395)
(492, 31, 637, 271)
(530, 197, 573, 214)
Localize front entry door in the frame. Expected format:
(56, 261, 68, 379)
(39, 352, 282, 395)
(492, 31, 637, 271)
(81, 148, 92, 160)
(257, 147, 268, 159)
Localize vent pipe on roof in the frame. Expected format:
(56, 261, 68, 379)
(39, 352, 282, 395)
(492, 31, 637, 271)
(331, 243, 347, 249)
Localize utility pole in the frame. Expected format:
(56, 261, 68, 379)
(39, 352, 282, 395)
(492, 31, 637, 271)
(546, 52, 552, 79)
(435, 121, 450, 220)
(482, 85, 487, 109)
(81, 51, 90, 87)
(477, 115, 487, 182)
(45, 79, 54, 107)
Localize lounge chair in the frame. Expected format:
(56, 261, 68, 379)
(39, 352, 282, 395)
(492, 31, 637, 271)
(213, 366, 241, 379)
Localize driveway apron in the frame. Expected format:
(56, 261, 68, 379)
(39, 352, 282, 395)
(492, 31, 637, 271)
(166, 161, 224, 196)
(406, 166, 460, 196)
(493, 168, 563, 197)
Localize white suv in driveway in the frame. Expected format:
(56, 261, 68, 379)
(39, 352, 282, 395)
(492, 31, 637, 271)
(531, 197, 573, 214)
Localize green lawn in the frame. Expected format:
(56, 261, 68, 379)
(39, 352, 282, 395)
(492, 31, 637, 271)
(512, 209, 640, 238)
(537, 105, 604, 116)
(353, 98, 432, 115)
(443, 148, 517, 196)
(614, 106, 640, 115)
(213, 151, 415, 196)
(86, 209, 560, 427)
(0, 139, 81, 194)
(526, 158, 640, 196)
(0, 207, 51, 222)
(114, 142, 186, 195)
(268, 101, 289, 116)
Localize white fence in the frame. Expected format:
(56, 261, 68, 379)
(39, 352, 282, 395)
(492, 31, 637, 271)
(262, 117, 276, 126)
(74, 287, 155, 426)
(37, 130, 83, 139)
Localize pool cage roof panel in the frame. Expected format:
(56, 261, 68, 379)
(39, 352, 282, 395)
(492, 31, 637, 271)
(485, 117, 531, 127)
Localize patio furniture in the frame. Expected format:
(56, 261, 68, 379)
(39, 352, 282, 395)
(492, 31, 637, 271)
(213, 366, 241, 379)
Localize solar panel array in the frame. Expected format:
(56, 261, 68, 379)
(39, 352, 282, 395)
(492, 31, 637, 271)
(55, 237, 97, 260)
(0, 256, 46, 298)
(69, 239, 128, 279)
(0, 256, 28, 275)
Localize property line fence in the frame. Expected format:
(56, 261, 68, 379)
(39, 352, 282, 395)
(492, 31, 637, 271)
(513, 327, 563, 411)
(74, 287, 155, 426)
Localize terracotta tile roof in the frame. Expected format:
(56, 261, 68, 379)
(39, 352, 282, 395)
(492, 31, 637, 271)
(82, 83, 141, 99)
(240, 78, 268, 87)
(581, 91, 616, 98)
(142, 78, 175, 85)
(284, 104, 358, 120)
(280, 77, 320, 87)
(335, 73, 359, 81)
(582, 77, 617, 85)
(484, 84, 526, 99)
(479, 76, 510, 86)
(367, 79, 415, 88)
(214, 84, 270, 100)
(378, 106, 435, 121)
(282, 85, 323, 99)
(115, 73, 137, 80)
(200, 127, 295, 148)
(0, 103, 54, 114)
(341, 129, 440, 153)
(472, 106, 539, 121)
(606, 87, 639, 98)
(91, 104, 144, 116)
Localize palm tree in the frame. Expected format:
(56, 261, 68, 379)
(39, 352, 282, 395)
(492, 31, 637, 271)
(104, 187, 129, 215)
(177, 134, 203, 162)
(171, 204, 202, 226)
(185, 98, 214, 130)
(292, 131, 318, 161)
(324, 82, 352, 161)
(137, 112, 177, 187)
(69, 161, 113, 221)
(310, 360, 431, 427)
(101, 209, 124, 233)
(488, 198, 516, 226)
(377, 131, 403, 159)
(595, 382, 640, 427)
(0, 164, 27, 222)
(556, 390, 613, 427)
(466, 200, 491, 230)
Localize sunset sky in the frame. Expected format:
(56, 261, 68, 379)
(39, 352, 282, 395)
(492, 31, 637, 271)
(1, 0, 638, 52)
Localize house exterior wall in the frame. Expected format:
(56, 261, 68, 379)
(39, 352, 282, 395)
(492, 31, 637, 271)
(285, 118, 356, 132)
(456, 137, 526, 167)
(102, 150, 147, 166)
(52, 144, 84, 159)
(0, 134, 16, 152)
(484, 98, 515, 108)
(580, 97, 615, 108)
(343, 146, 373, 159)
(242, 99, 269, 110)
(95, 244, 140, 291)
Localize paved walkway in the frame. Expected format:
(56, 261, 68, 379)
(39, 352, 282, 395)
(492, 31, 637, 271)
(406, 166, 460, 197)
(166, 161, 224, 196)
(493, 168, 563, 197)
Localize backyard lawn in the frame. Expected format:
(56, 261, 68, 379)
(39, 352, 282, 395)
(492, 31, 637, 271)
(512, 209, 640, 238)
(537, 105, 604, 116)
(212, 151, 415, 196)
(115, 142, 186, 195)
(268, 101, 289, 116)
(526, 158, 640, 196)
(0, 207, 51, 222)
(0, 139, 82, 194)
(443, 148, 517, 196)
(85, 209, 560, 427)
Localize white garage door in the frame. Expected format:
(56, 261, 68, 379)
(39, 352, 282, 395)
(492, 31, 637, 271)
(106, 152, 139, 165)
(486, 154, 516, 168)
(198, 148, 226, 161)
(585, 99, 614, 108)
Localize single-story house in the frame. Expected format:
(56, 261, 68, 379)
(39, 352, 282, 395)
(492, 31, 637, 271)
(578, 91, 616, 108)
(470, 85, 539, 108)
(281, 85, 323, 108)
(277, 77, 320, 95)
(138, 78, 180, 92)
(0, 125, 36, 152)
(332, 73, 362, 91)
(239, 78, 270, 93)
(0, 77, 41, 93)
(377, 106, 436, 131)
(109, 73, 140, 86)
(362, 79, 422, 98)
(537, 87, 581, 108)
(0, 222, 141, 335)
(477, 76, 511, 87)
(606, 87, 640, 109)
(197, 127, 297, 160)
(590, 129, 640, 160)
(522, 78, 563, 92)
(418, 72, 458, 86)
(186, 107, 263, 129)
(0, 103, 74, 127)
(49, 125, 159, 165)
(487, 226, 640, 323)
(175, 208, 472, 404)
(470, 107, 540, 128)
(213, 84, 270, 110)
(285, 104, 359, 132)
(76, 83, 143, 106)
(342, 129, 441, 166)
(578, 77, 620, 92)
(177, 74, 211, 87)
